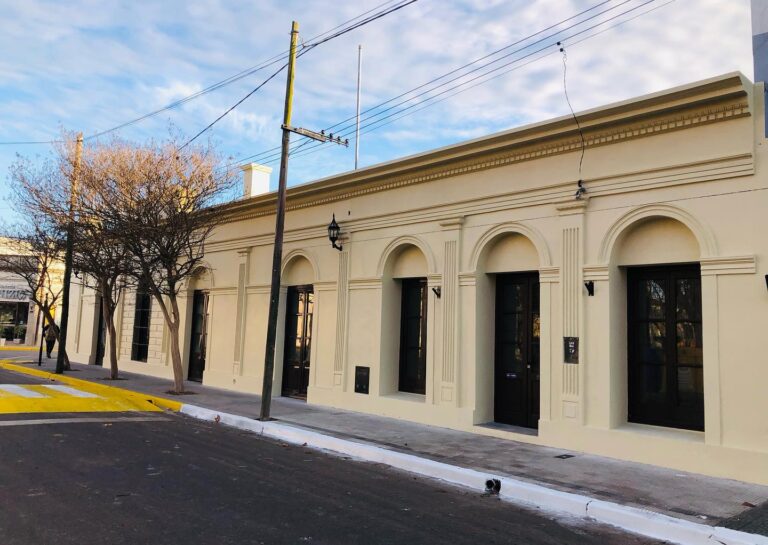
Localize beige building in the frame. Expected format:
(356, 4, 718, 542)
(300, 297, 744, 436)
(0, 237, 63, 346)
(68, 72, 768, 485)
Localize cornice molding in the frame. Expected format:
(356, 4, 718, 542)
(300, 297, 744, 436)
(700, 255, 756, 276)
(349, 277, 382, 290)
(221, 96, 750, 226)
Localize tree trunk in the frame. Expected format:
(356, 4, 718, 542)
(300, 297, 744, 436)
(168, 294, 185, 394)
(101, 287, 119, 380)
(151, 291, 185, 394)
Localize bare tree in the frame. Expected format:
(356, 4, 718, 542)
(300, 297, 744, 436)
(83, 137, 235, 393)
(0, 224, 68, 367)
(7, 137, 137, 377)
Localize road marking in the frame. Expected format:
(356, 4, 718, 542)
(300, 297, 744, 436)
(0, 384, 46, 398)
(0, 383, 163, 414)
(0, 416, 172, 427)
(39, 385, 99, 398)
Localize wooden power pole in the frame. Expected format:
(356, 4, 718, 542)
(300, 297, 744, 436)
(260, 21, 300, 420)
(55, 132, 82, 374)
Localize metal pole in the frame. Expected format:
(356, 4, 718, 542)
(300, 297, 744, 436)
(355, 44, 362, 169)
(55, 132, 82, 374)
(38, 296, 47, 367)
(260, 21, 299, 421)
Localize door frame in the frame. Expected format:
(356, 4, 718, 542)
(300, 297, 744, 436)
(493, 271, 540, 429)
(398, 277, 428, 395)
(187, 290, 209, 382)
(626, 263, 703, 431)
(281, 284, 314, 398)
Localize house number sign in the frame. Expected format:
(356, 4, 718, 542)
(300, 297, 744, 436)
(564, 336, 579, 364)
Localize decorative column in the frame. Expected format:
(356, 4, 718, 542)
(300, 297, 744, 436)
(438, 218, 463, 406)
(538, 266, 560, 424)
(333, 239, 350, 390)
(557, 199, 588, 423)
(233, 248, 251, 376)
(700, 255, 756, 446)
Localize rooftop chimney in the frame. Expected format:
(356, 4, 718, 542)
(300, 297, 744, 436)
(752, 0, 768, 135)
(241, 163, 272, 198)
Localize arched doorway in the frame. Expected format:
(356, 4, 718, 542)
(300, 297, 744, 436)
(379, 243, 430, 396)
(476, 231, 542, 429)
(186, 267, 212, 382)
(615, 216, 703, 431)
(281, 254, 316, 398)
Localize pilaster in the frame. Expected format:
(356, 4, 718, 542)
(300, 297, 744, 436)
(438, 217, 463, 406)
(334, 239, 351, 390)
(233, 248, 251, 376)
(557, 198, 588, 423)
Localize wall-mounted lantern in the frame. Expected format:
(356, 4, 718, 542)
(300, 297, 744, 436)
(584, 280, 594, 296)
(327, 214, 342, 251)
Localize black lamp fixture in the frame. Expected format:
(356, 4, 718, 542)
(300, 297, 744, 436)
(584, 280, 594, 296)
(327, 214, 342, 251)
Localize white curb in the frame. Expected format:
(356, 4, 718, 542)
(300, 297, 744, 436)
(179, 403, 768, 545)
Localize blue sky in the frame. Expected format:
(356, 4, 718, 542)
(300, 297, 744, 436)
(0, 0, 753, 219)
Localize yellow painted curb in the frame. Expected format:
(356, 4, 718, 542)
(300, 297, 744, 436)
(0, 361, 182, 412)
(0, 346, 44, 351)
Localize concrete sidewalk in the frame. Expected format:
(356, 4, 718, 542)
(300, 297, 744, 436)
(10, 354, 768, 542)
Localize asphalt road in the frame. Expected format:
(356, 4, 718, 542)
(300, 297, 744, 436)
(0, 404, 663, 545)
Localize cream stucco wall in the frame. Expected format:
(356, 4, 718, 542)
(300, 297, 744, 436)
(69, 73, 768, 485)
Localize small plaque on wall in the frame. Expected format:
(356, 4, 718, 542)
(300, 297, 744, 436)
(354, 366, 370, 394)
(564, 337, 579, 364)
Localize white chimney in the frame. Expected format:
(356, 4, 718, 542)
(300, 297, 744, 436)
(241, 163, 272, 198)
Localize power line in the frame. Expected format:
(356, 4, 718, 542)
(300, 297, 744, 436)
(242, 0, 659, 168)
(177, 62, 288, 151)
(271, 0, 666, 167)
(179, 0, 418, 152)
(224, 0, 643, 169)
(0, 0, 409, 146)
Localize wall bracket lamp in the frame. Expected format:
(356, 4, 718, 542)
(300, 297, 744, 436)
(432, 286, 441, 298)
(327, 214, 342, 251)
(584, 280, 594, 296)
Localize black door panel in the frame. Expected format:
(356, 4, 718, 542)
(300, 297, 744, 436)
(627, 264, 703, 431)
(494, 272, 540, 428)
(282, 285, 314, 398)
(187, 290, 209, 382)
(399, 278, 428, 395)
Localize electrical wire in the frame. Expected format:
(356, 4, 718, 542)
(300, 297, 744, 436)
(226, 0, 652, 169)
(0, 0, 409, 146)
(261, 0, 662, 167)
(559, 43, 586, 183)
(177, 0, 418, 151)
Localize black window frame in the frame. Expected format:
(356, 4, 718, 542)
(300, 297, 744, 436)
(131, 285, 152, 362)
(627, 263, 704, 432)
(398, 277, 428, 395)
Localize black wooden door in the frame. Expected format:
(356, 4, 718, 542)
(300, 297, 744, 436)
(627, 264, 703, 431)
(494, 272, 540, 428)
(282, 285, 314, 398)
(187, 290, 209, 382)
(94, 297, 105, 367)
(399, 278, 428, 394)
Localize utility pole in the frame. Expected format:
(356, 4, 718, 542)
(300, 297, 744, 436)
(55, 132, 82, 374)
(260, 21, 300, 420)
(355, 44, 363, 169)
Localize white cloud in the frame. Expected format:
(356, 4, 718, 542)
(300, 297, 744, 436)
(0, 0, 755, 209)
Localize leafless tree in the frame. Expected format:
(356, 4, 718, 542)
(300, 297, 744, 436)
(0, 223, 68, 368)
(80, 137, 236, 393)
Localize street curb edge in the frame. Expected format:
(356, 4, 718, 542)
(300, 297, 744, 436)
(179, 403, 768, 545)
